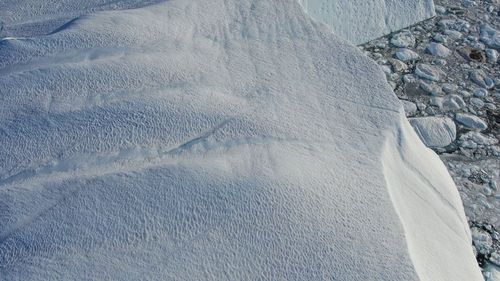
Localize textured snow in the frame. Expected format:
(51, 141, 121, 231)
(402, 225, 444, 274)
(297, 0, 436, 44)
(0, 0, 480, 280)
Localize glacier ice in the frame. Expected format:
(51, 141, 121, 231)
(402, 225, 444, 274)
(0, 0, 481, 280)
(0, 0, 436, 45)
(298, 0, 436, 44)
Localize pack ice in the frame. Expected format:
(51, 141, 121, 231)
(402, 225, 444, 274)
(0, 0, 481, 280)
(298, 0, 436, 44)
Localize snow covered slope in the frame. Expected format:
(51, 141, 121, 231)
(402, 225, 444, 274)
(298, 0, 436, 44)
(0, 0, 480, 280)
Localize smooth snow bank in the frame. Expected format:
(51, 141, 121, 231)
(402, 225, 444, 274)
(383, 119, 480, 281)
(0, 0, 480, 280)
(298, 0, 436, 44)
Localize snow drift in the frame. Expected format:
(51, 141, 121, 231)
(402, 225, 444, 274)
(298, 0, 436, 44)
(0, 0, 480, 280)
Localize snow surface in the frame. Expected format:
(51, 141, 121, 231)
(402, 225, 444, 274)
(0, 0, 481, 280)
(0, 0, 165, 37)
(298, 0, 436, 44)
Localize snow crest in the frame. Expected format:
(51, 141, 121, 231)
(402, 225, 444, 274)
(0, 0, 480, 280)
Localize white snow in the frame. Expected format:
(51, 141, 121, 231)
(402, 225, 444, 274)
(298, 0, 436, 44)
(0, 0, 481, 280)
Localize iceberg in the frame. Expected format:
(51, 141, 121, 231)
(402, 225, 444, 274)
(0, 0, 480, 280)
(298, 0, 436, 44)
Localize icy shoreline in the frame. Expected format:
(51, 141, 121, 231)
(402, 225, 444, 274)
(360, 0, 499, 279)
